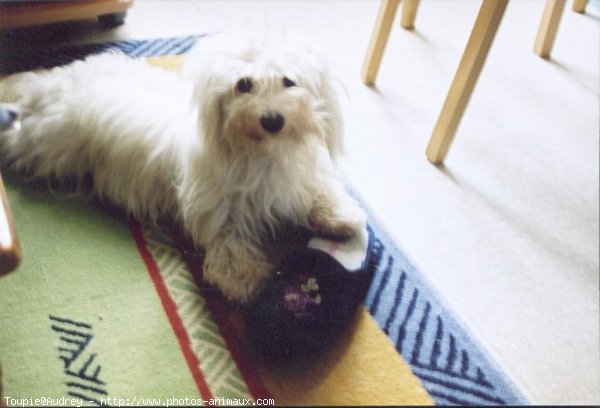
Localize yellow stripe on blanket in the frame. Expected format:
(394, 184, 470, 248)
(146, 55, 433, 406)
(146, 55, 185, 72)
(257, 307, 433, 406)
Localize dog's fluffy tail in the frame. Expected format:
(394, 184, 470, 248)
(0, 71, 29, 103)
(0, 76, 24, 159)
(0, 104, 19, 131)
(0, 74, 28, 156)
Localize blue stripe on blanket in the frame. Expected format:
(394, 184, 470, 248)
(353, 183, 527, 405)
(0, 35, 205, 75)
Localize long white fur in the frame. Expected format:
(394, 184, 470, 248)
(0, 34, 366, 302)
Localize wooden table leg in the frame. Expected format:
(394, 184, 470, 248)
(534, 0, 567, 58)
(361, 0, 402, 85)
(572, 0, 588, 13)
(426, 0, 509, 164)
(400, 0, 421, 29)
(0, 173, 20, 275)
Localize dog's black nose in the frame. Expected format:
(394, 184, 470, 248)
(260, 112, 284, 134)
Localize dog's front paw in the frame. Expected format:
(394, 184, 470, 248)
(203, 240, 272, 303)
(309, 195, 367, 240)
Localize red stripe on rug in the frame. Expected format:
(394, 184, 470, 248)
(172, 235, 273, 401)
(203, 292, 273, 400)
(129, 221, 214, 401)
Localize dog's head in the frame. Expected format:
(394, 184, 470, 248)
(183, 33, 343, 160)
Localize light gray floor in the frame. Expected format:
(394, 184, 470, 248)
(5, 0, 599, 404)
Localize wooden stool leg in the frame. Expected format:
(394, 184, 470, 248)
(426, 0, 508, 164)
(572, 0, 588, 13)
(0, 173, 20, 275)
(534, 0, 567, 58)
(361, 0, 401, 85)
(400, 0, 421, 29)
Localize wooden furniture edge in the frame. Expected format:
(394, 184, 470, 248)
(0, 0, 134, 29)
(0, 172, 20, 275)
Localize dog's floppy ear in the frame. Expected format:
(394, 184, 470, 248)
(291, 43, 344, 161)
(319, 75, 344, 161)
(183, 37, 226, 149)
(194, 77, 223, 150)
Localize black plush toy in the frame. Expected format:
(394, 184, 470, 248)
(245, 224, 381, 359)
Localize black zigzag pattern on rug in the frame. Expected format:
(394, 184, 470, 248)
(49, 315, 108, 406)
(365, 237, 512, 406)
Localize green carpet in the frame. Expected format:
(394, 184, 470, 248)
(0, 182, 199, 405)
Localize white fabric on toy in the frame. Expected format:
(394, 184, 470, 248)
(307, 226, 369, 271)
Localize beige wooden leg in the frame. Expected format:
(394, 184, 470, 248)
(400, 0, 421, 29)
(0, 173, 20, 276)
(361, 0, 401, 85)
(534, 0, 566, 58)
(572, 0, 588, 13)
(426, 0, 508, 164)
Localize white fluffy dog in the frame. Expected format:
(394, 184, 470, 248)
(0, 34, 366, 302)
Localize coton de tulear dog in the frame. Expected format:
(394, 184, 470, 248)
(0, 34, 366, 302)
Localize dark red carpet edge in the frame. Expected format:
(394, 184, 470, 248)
(129, 221, 214, 401)
(130, 221, 272, 401)
(171, 233, 274, 401)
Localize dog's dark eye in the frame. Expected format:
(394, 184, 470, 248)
(283, 77, 296, 88)
(236, 78, 253, 93)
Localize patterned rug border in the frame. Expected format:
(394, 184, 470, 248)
(1, 34, 528, 406)
(347, 183, 528, 405)
(0, 34, 207, 75)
